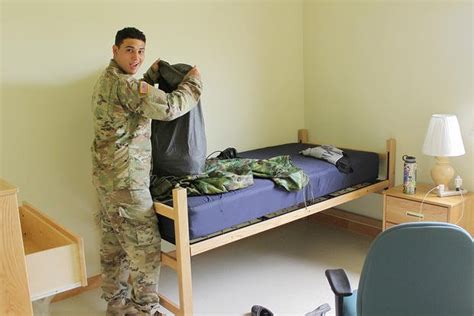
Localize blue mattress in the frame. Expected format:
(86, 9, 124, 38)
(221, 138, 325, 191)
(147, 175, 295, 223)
(157, 143, 379, 243)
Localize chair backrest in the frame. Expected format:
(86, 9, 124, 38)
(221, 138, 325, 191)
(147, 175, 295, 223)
(357, 222, 473, 316)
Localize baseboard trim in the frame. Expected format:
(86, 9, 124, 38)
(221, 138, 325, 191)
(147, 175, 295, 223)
(309, 208, 382, 238)
(52, 274, 102, 302)
(53, 208, 381, 302)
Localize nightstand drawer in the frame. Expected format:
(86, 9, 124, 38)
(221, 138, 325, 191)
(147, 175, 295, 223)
(386, 196, 448, 223)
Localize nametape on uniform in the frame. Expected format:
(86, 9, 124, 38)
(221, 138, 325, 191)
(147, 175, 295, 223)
(139, 81, 149, 94)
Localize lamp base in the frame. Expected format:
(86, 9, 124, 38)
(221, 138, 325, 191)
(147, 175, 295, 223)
(431, 156, 455, 190)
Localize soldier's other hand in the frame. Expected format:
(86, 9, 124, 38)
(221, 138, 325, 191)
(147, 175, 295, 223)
(151, 59, 160, 72)
(187, 66, 200, 78)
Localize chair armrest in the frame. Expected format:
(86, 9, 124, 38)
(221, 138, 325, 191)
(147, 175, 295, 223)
(325, 269, 352, 296)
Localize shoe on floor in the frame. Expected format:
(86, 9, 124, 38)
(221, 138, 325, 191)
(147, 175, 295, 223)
(251, 305, 274, 316)
(305, 303, 331, 316)
(107, 298, 166, 316)
(123, 305, 167, 316)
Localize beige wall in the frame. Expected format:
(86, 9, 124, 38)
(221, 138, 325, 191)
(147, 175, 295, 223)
(303, 1, 473, 218)
(1, 0, 472, 278)
(1, 0, 304, 275)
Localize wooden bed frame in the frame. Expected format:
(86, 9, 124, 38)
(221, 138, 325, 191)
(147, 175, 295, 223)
(153, 129, 396, 315)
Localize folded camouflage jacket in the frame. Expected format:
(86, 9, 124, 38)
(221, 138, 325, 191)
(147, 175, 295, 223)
(150, 155, 309, 201)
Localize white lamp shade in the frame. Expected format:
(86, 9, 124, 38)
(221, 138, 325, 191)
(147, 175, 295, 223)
(422, 114, 465, 157)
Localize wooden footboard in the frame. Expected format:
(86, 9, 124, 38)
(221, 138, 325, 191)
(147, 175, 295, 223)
(154, 129, 396, 315)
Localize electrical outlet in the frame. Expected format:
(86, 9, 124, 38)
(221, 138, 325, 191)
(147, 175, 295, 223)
(437, 188, 468, 197)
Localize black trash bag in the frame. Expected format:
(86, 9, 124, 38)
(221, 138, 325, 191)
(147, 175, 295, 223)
(151, 60, 207, 177)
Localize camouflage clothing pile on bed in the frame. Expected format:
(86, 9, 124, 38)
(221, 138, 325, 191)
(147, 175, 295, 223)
(150, 155, 309, 201)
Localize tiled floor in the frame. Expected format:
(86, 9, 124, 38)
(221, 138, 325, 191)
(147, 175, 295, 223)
(49, 220, 371, 316)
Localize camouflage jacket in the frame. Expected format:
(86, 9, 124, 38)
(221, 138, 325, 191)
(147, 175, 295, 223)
(150, 155, 309, 201)
(91, 59, 202, 191)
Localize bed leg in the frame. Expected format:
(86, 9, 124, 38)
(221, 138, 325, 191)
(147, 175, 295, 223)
(386, 138, 396, 188)
(173, 188, 193, 315)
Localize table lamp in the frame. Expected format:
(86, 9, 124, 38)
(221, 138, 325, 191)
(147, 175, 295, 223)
(422, 114, 465, 191)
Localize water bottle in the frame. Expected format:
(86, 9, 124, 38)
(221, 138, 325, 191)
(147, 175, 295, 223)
(402, 155, 417, 194)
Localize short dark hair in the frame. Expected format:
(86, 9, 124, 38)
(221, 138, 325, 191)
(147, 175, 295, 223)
(115, 27, 146, 46)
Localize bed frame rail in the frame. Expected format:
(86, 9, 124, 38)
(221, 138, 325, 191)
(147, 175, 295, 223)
(154, 129, 396, 315)
(189, 180, 388, 256)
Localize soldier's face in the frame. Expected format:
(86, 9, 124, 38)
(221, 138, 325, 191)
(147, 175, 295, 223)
(113, 38, 145, 75)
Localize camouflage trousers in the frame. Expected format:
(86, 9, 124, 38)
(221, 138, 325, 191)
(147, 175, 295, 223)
(96, 187, 161, 314)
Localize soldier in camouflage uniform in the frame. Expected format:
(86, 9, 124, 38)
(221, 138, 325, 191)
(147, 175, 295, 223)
(91, 27, 202, 315)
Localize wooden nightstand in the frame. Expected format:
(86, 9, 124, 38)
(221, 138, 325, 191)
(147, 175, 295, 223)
(383, 183, 473, 236)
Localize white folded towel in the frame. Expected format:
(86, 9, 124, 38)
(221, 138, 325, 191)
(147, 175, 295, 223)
(300, 145, 344, 165)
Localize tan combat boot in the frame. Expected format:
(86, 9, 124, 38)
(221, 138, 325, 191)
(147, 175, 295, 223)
(123, 305, 166, 316)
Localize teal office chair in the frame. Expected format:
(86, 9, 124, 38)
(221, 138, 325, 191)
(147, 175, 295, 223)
(325, 222, 473, 316)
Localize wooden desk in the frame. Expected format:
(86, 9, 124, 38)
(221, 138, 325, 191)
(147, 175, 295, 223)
(0, 179, 33, 315)
(0, 178, 87, 315)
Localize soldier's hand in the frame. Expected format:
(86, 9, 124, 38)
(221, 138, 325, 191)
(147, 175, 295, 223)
(151, 59, 160, 72)
(186, 66, 200, 78)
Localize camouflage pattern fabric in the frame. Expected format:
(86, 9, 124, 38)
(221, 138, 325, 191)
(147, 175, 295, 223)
(91, 59, 202, 191)
(248, 155, 309, 191)
(91, 59, 202, 314)
(150, 155, 309, 201)
(97, 188, 161, 313)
